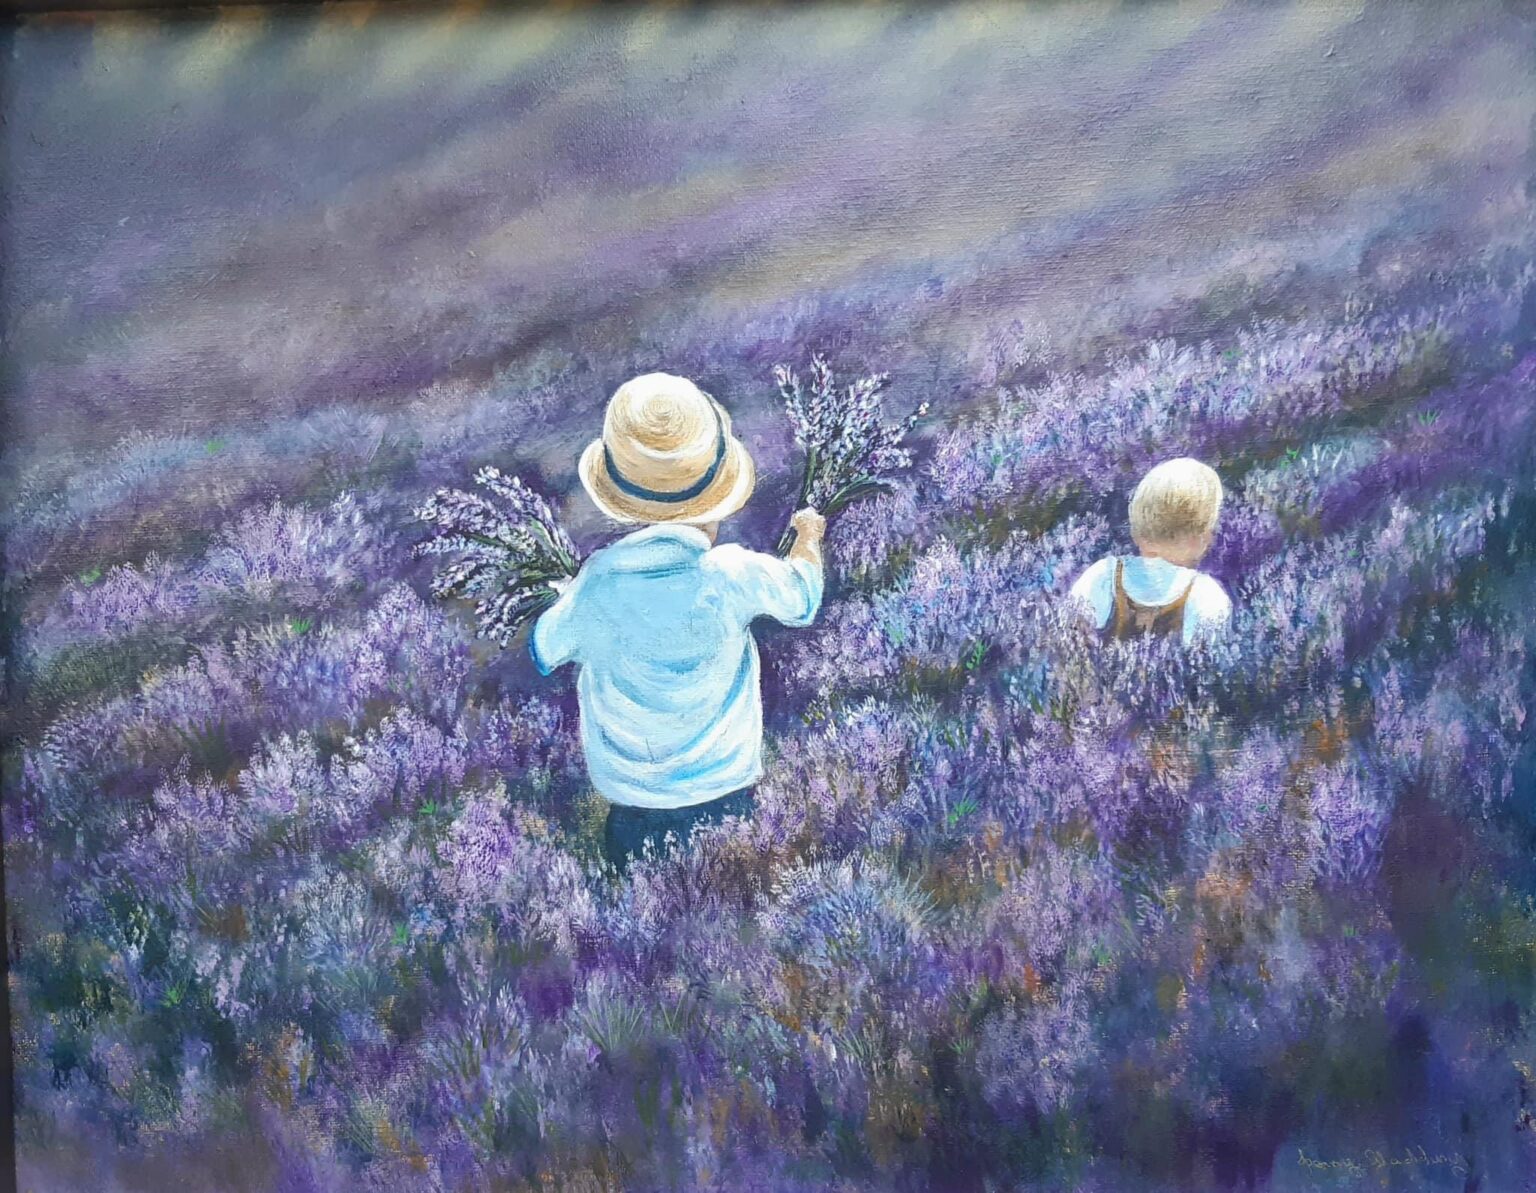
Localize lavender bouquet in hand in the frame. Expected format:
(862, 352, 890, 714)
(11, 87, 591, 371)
(775, 355, 928, 555)
(411, 466, 580, 646)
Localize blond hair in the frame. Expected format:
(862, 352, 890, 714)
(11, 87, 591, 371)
(1128, 457, 1223, 545)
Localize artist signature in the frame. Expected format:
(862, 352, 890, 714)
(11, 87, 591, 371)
(1296, 1143, 1469, 1181)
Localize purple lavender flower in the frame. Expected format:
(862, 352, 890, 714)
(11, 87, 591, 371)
(411, 466, 580, 647)
(774, 355, 928, 554)
(4, 207, 1534, 1191)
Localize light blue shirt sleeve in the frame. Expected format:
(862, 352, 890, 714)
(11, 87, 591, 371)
(529, 574, 584, 675)
(1067, 557, 1114, 629)
(1183, 575, 1233, 644)
(710, 545, 824, 628)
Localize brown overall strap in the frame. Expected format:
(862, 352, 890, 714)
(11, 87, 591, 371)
(1108, 556, 1132, 638)
(1162, 573, 1198, 615)
(1154, 573, 1199, 637)
(1111, 563, 1199, 639)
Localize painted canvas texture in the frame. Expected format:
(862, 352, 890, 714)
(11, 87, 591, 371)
(2, 2, 1534, 1189)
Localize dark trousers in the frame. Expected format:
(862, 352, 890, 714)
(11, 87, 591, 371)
(602, 786, 756, 872)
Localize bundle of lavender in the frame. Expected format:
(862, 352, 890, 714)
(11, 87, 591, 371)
(411, 465, 581, 646)
(774, 355, 928, 555)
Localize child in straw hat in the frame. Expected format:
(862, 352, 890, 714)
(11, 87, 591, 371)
(530, 372, 826, 872)
(1068, 457, 1233, 644)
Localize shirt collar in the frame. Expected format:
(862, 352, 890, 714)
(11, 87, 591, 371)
(616, 522, 713, 550)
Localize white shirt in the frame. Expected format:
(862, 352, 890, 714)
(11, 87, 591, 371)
(530, 524, 823, 808)
(1068, 555, 1232, 645)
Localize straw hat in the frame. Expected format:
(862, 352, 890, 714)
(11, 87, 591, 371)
(578, 372, 756, 525)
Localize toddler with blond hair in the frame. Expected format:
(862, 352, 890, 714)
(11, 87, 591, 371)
(1068, 457, 1232, 644)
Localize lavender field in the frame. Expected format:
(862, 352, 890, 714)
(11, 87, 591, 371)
(3, 3, 1536, 1190)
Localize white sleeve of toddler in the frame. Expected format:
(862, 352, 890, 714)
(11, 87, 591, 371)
(713, 545, 823, 628)
(1067, 557, 1114, 629)
(529, 571, 585, 674)
(1182, 575, 1233, 644)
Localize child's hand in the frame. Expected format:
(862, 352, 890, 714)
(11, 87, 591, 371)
(789, 507, 826, 543)
(787, 507, 826, 567)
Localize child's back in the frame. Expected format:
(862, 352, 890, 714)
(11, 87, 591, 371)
(532, 521, 820, 807)
(1067, 456, 1233, 646)
(1069, 554, 1230, 644)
